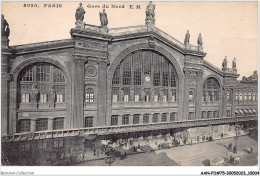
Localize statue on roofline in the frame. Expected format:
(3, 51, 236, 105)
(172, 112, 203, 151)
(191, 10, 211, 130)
(184, 30, 190, 46)
(100, 9, 108, 27)
(146, 1, 155, 20)
(1, 14, 10, 38)
(197, 33, 203, 47)
(232, 58, 236, 69)
(222, 56, 227, 68)
(75, 3, 85, 22)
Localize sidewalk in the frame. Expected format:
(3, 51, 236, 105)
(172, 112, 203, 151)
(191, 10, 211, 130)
(74, 132, 248, 165)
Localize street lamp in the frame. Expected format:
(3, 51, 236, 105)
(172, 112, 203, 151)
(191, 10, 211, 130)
(233, 125, 239, 153)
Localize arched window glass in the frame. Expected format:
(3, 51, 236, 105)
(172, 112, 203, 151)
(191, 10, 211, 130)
(85, 88, 94, 103)
(203, 77, 220, 102)
(18, 63, 66, 105)
(111, 50, 178, 104)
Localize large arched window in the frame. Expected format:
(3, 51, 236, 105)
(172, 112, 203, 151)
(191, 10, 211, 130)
(18, 63, 66, 105)
(112, 50, 178, 103)
(203, 77, 220, 102)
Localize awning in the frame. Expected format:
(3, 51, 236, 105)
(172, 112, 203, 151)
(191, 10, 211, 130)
(244, 110, 248, 113)
(252, 109, 257, 113)
(235, 110, 239, 114)
(248, 110, 252, 113)
(239, 110, 244, 114)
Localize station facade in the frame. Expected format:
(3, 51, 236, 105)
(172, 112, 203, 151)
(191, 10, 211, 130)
(1, 8, 258, 137)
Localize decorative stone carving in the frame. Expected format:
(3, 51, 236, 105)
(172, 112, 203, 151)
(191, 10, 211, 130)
(222, 56, 227, 68)
(130, 88, 135, 102)
(85, 65, 97, 77)
(189, 74, 196, 85)
(1, 14, 10, 38)
(75, 3, 85, 29)
(146, 1, 155, 20)
(119, 89, 124, 102)
(99, 9, 108, 27)
(197, 33, 203, 46)
(232, 58, 236, 69)
(48, 85, 56, 102)
(184, 30, 190, 46)
(141, 89, 146, 102)
(185, 57, 203, 64)
(151, 88, 154, 102)
(145, 1, 155, 27)
(148, 35, 155, 48)
(168, 90, 172, 102)
(75, 3, 85, 21)
(159, 89, 164, 101)
(77, 41, 106, 51)
(31, 84, 39, 103)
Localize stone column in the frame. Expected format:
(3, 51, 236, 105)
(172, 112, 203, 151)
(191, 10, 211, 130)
(48, 118, 54, 131)
(139, 114, 143, 124)
(195, 70, 203, 119)
(118, 114, 122, 126)
(31, 119, 37, 132)
(231, 88, 236, 117)
(166, 113, 170, 122)
(222, 87, 227, 117)
(158, 113, 162, 123)
(1, 74, 11, 136)
(97, 61, 108, 126)
(73, 56, 86, 128)
(129, 114, 133, 125)
(183, 68, 191, 120)
(1, 39, 12, 136)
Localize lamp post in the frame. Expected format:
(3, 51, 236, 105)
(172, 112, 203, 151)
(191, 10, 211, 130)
(233, 125, 239, 153)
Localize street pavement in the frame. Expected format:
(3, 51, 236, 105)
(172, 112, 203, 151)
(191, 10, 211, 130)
(77, 135, 258, 166)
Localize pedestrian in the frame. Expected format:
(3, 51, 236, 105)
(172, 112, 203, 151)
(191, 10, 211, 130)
(124, 151, 127, 158)
(93, 148, 96, 156)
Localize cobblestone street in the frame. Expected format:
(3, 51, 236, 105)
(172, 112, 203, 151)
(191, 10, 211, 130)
(77, 135, 258, 166)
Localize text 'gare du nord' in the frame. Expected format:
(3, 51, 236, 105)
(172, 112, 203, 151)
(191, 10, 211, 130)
(1, 2, 257, 165)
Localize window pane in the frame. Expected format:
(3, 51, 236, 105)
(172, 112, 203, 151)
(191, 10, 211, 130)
(36, 64, 50, 82)
(21, 66, 33, 82)
(152, 113, 158, 123)
(20, 119, 31, 132)
(112, 65, 120, 85)
(143, 51, 152, 76)
(143, 114, 149, 123)
(133, 114, 139, 124)
(162, 59, 169, 87)
(133, 51, 142, 85)
(122, 115, 129, 125)
(53, 67, 65, 83)
(111, 115, 118, 126)
(53, 118, 64, 130)
(36, 119, 48, 131)
(85, 88, 94, 103)
(122, 55, 132, 85)
(153, 53, 161, 86)
(85, 117, 93, 127)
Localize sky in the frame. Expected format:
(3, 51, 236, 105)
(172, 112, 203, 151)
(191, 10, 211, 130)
(2, 1, 258, 78)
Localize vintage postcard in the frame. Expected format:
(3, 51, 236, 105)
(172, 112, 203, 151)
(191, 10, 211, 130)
(1, 1, 259, 175)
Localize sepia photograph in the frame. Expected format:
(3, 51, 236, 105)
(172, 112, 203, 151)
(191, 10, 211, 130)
(1, 0, 259, 175)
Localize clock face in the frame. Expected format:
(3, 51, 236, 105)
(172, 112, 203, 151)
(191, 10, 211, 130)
(145, 75, 151, 82)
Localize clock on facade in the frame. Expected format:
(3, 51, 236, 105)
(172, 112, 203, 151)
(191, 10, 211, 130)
(145, 75, 151, 82)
